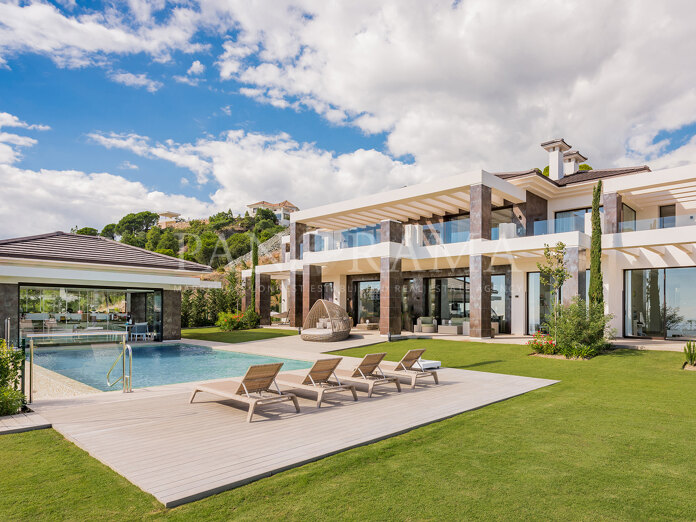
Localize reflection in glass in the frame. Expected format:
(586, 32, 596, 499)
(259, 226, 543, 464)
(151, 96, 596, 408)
(621, 204, 637, 232)
(426, 277, 467, 324)
(355, 281, 380, 325)
(527, 272, 553, 334)
(624, 269, 664, 337)
(19, 285, 159, 346)
(491, 274, 507, 333)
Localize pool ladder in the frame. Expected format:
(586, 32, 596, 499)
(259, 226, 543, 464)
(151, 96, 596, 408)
(107, 342, 133, 393)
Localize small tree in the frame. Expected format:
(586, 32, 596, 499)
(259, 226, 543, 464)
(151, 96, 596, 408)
(250, 231, 259, 310)
(537, 242, 571, 342)
(588, 181, 604, 311)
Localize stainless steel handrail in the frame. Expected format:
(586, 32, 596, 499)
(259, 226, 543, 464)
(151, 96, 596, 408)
(106, 339, 133, 393)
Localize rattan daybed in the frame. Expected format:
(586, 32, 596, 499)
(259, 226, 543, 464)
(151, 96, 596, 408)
(301, 299, 352, 342)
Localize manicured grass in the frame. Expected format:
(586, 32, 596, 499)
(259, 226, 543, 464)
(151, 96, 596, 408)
(3, 340, 696, 520)
(181, 326, 297, 344)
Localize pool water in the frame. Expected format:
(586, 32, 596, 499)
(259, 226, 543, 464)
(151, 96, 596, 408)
(32, 343, 312, 391)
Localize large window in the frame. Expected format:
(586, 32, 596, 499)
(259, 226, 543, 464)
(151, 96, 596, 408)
(621, 204, 637, 232)
(354, 281, 380, 325)
(659, 204, 676, 229)
(339, 225, 381, 248)
(425, 274, 510, 333)
(490, 208, 522, 240)
(555, 208, 590, 233)
(426, 277, 467, 323)
(422, 215, 470, 245)
(625, 268, 696, 338)
(19, 285, 162, 345)
(321, 282, 334, 302)
(527, 272, 553, 334)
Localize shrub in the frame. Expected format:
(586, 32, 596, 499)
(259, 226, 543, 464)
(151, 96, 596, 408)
(0, 339, 23, 390)
(527, 331, 556, 354)
(216, 308, 260, 330)
(543, 298, 614, 359)
(243, 308, 260, 329)
(0, 387, 24, 416)
(216, 311, 245, 331)
(685, 341, 696, 366)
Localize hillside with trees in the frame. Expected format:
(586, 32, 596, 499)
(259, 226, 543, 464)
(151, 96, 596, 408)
(71, 208, 286, 269)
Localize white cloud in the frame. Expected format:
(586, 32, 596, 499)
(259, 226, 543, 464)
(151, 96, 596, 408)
(0, 112, 49, 164)
(187, 60, 205, 75)
(0, 1, 206, 68)
(119, 160, 139, 170)
(108, 71, 162, 92)
(208, 0, 696, 171)
(0, 164, 215, 238)
(88, 127, 423, 214)
(0, 112, 213, 238)
(173, 75, 200, 86)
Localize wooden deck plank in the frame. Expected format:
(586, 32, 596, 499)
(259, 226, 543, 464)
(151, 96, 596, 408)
(33, 367, 556, 507)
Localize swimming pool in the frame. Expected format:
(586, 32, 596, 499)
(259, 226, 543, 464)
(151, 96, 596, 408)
(32, 343, 312, 391)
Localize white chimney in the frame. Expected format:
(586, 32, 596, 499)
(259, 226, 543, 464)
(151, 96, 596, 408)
(541, 138, 571, 180)
(563, 150, 588, 175)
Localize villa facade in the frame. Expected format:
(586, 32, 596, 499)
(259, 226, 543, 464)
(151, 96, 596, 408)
(247, 200, 300, 226)
(242, 139, 696, 341)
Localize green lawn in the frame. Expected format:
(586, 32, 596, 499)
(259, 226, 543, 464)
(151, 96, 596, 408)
(3, 340, 696, 520)
(181, 326, 297, 344)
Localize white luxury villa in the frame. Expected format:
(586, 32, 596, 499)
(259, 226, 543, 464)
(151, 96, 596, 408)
(242, 139, 696, 341)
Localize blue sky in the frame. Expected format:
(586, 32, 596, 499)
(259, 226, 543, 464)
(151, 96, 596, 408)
(1, 1, 696, 238)
(0, 50, 387, 201)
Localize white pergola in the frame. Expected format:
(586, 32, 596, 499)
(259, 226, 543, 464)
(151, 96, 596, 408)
(291, 170, 526, 230)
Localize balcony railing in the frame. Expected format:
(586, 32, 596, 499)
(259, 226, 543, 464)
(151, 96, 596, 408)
(619, 215, 696, 232)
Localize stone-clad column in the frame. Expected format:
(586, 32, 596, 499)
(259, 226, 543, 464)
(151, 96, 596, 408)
(241, 277, 252, 311)
(0, 283, 18, 344)
(303, 265, 322, 322)
(302, 232, 316, 253)
(602, 193, 623, 234)
(380, 219, 403, 243)
(516, 190, 548, 236)
(379, 257, 403, 336)
(561, 247, 587, 305)
(470, 254, 492, 338)
(162, 290, 181, 340)
(255, 273, 271, 325)
(289, 222, 307, 260)
(470, 184, 492, 240)
(288, 270, 303, 327)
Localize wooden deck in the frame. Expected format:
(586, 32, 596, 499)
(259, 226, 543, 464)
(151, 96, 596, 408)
(32, 367, 556, 507)
(0, 411, 51, 435)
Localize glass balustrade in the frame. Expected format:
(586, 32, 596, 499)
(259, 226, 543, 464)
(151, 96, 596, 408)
(620, 214, 696, 232)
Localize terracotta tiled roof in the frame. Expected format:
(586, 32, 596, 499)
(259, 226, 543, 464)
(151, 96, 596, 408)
(0, 231, 212, 272)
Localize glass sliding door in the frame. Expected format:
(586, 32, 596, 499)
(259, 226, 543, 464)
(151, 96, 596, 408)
(491, 274, 509, 334)
(621, 204, 637, 232)
(527, 272, 553, 334)
(664, 268, 696, 338)
(19, 285, 162, 346)
(426, 277, 467, 325)
(401, 278, 414, 331)
(354, 281, 380, 325)
(624, 269, 664, 337)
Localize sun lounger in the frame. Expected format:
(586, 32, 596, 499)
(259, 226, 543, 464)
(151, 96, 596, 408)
(189, 363, 300, 422)
(331, 353, 401, 397)
(380, 349, 439, 389)
(276, 357, 358, 408)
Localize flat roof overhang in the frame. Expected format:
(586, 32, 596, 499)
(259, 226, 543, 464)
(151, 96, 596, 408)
(604, 164, 696, 210)
(291, 170, 526, 230)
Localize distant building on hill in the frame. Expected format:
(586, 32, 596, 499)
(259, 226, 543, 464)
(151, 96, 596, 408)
(158, 211, 181, 229)
(246, 200, 299, 226)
